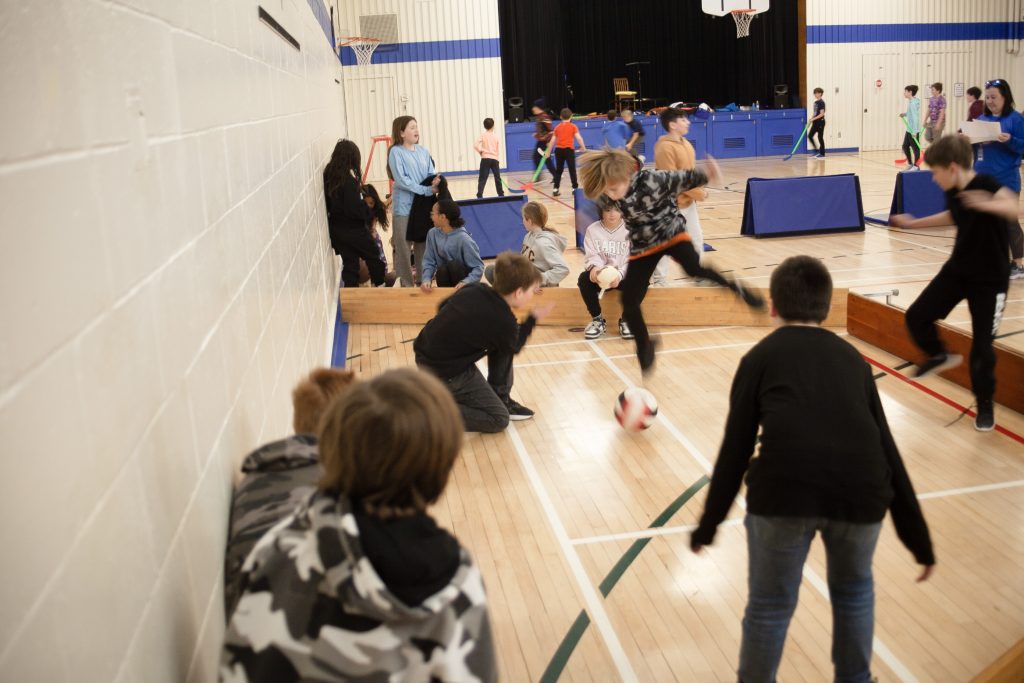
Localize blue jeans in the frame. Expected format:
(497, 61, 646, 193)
(740, 514, 882, 683)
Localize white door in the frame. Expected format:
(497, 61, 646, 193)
(913, 51, 970, 129)
(861, 53, 904, 151)
(343, 76, 396, 183)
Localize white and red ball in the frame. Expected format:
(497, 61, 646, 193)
(614, 387, 659, 432)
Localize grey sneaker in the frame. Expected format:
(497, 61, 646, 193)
(913, 353, 963, 379)
(618, 319, 634, 339)
(584, 317, 607, 339)
(1010, 263, 1024, 280)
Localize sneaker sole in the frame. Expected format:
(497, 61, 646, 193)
(974, 421, 995, 432)
(914, 354, 963, 379)
(508, 413, 534, 421)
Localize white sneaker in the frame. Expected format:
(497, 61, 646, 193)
(584, 317, 606, 339)
(1010, 263, 1024, 280)
(618, 319, 634, 339)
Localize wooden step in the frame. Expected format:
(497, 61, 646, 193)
(339, 286, 848, 327)
(970, 638, 1024, 683)
(847, 292, 1024, 415)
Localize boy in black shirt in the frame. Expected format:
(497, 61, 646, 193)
(809, 87, 826, 158)
(691, 255, 934, 683)
(415, 252, 554, 432)
(891, 135, 1015, 431)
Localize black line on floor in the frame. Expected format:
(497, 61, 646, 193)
(995, 329, 1024, 340)
(346, 354, 363, 361)
(371, 346, 390, 352)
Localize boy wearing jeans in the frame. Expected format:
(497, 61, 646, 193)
(691, 256, 935, 683)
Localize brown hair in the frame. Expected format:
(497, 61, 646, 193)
(578, 148, 637, 200)
(391, 115, 416, 146)
(292, 368, 356, 434)
(560, 107, 572, 120)
(770, 256, 833, 323)
(924, 135, 973, 170)
(491, 252, 541, 295)
(813, 87, 824, 95)
(318, 368, 463, 516)
(931, 82, 943, 93)
(521, 201, 548, 229)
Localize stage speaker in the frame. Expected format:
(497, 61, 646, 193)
(507, 97, 524, 123)
(773, 84, 789, 109)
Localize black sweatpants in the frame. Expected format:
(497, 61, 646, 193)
(809, 119, 825, 155)
(532, 145, 556, 179)
(619, 239, 735, 362)
(337, 229, 386, 287)
(902, 131, 921, 165)
(577, 270, 620, 318)
(435, 261, 469, 287)
(905, 266, 1007, 402)
(477, 159, 504, 198)
(553, 148, 578, 190)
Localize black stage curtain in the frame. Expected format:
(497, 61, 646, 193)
(498, 0, 799, 116)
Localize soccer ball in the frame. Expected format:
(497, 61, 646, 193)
(614, 387, 659, 432)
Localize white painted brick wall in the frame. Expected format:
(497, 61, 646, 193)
(0, 0, 344, 680)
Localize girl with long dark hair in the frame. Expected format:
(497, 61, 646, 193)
(323, 139, 387, 287)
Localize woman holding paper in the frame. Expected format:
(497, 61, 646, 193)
(973, 79, 1024, 278)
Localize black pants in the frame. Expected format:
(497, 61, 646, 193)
(902, 131, 921, 165)
(336, 229, 386, 287)
(553, 148, 578, 190)
(809, 120, 825, 155)
(435, 261, 469, 287)
(619, 240, 734, 361)
(905, 266, 1006, 402)
(477, 159, 504, 198)
(577, 270, 620, 318)
(425, 353, 513, 433)
(532, 145, 556, 179)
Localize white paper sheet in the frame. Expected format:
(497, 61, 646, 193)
(960, 120, 1003, 143)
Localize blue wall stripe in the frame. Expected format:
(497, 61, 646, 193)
(331, 279, 348, 369)
(305, 0, 334, 48)
(340, 38, 501, 66)
(808, 22, 1024, 44)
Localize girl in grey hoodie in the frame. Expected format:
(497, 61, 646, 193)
(420, 199, 485, 291)
(519, 201, 569, 286)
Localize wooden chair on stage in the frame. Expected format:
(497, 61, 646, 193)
(613, 78, 637, 111)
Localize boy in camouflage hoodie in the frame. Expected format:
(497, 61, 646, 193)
(221, 369, 496, 682)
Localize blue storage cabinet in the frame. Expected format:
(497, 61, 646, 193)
(758, 111, 808, 157)
(711, 116, 757, 158)
(685, 119, 708, 160)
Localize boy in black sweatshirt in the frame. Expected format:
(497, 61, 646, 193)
(891, 135, 1015, 432)
(691, 255, 935, 683)
(415, 252, 554, 432)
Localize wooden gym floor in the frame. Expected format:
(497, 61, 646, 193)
(346, 151, 1024, 681)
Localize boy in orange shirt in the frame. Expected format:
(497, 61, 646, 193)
(475, 117, 504, 198)
(549, 108, 587, 196)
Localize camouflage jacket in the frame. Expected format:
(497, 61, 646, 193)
(220, 491, 497, 682)
(224, 434, 321, 619)
(613, 168, 708, 256)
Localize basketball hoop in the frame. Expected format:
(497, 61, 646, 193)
(731, 10, 756, 38)
(339, 37, 381, 66)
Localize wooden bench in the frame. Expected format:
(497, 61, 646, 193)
(339, 286, 849, 327)
(847, 292, 1024, 415)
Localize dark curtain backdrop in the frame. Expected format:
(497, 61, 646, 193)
(498, 0, 799, 115)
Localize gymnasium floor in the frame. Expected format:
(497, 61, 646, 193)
(347, 151, 1024, 682)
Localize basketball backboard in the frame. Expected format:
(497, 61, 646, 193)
(701, 0, 769, 16)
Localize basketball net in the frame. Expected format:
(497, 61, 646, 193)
(731, 10, 756, 38)
(341, 37, 380, 66)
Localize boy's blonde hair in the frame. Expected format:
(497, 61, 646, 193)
(318, 368, 463, 517)
(579, 149, 636, 200)
(291, 368, 357, 434)
(521, 201, 548, 229)
(491, 252, 541, 296)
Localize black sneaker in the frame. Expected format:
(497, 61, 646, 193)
(913, 353, 963, 379)
(639, 338, 661, 376)
(735, 281, 766, 310)
(975, 401, 995, 432)
(506, 399, 535, 421)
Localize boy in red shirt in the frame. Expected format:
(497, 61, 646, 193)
(549, 108, 587, 196)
